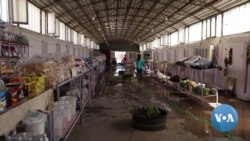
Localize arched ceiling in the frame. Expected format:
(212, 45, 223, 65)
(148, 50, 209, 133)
(29, 0, 249, 44)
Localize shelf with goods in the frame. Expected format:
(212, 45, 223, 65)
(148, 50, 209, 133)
(97, 59, 106, 78)
(90, 64, 97, 98)
(178, 81, 219, 107)
(52, 70, 91, 141)
(0, 40, 29, 81)
(44, 56, 93, 141)
(88, 55, 106, 98)
(0, 74, 48, 114)
(160, 63, 221, 108)
(95, 59, 106, 96)
(162, 77, 219, 108)
(0, 89, 54, 140)
(0, 54, 55, 140)
(0, 70, 56, 140)
(0, 53, 102, 140)
(0, 53, 91, 141)
(166, 63, 223, 90)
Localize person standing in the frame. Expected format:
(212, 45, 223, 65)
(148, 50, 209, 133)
(135, 54, 144, 82)
(111, 57, 117, 66)
(121, 54, 127, 66)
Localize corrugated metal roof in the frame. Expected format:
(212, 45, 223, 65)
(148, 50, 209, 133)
(29, 0, 249, 44)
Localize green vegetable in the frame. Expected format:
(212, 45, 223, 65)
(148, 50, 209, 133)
(180, 81, 185, 88)
(146, 107, 160, 119)
(209, 88, 217, 95)
(192, 87, 197, 93)
(192, 86, 200, 94)
(204, 88, 210, 95)
(193, 86, 202, 95)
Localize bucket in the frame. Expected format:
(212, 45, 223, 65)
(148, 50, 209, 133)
(23, 111, 46, 135)
(53, 110, 64, 140)
(59, 96, 77, 116)
(54, 101, 72, 121)
(53, 105, 68, 130)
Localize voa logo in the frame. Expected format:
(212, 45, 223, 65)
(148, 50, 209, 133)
(211, 104, 238, 132)
(214, 113, 235, 123)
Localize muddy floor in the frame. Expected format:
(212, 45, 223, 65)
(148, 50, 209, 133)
(68, 68, 250, 141)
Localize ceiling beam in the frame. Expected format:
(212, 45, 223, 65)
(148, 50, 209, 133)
(116, 0, 119, 38)
(95, 7, 168, 17)
(147, 0, 202, 21)
(61, 12, 163, 24)
(27, 0, 44, 9)
(40, 0, 63, 10)
(55, 0, 104, 17)
(36, 0, 95, 39)
(89, 0, 109, 43)
(131, 0, 176, 41)
(104, 0, 112, 40)
(73, 10, 192, 23)
(140, 0, 219, 42)
(123, 0, 145, 41)
(128, 13, 187, 38)
(65, 18, 161, 35)
(75, 0, 104, 43)
(119, 0, 132, 40)
(138, 0, 195, 40)
(183, 0, 221, 13)
(52, 1, 202, 29)
(29, 0, 90, 37)
(40, 0, 104, 11)
(128, 0, 160, 42)
(172, 0, 220, 13)
(57, 7, 169, 19)
(65, 1, 100, 43)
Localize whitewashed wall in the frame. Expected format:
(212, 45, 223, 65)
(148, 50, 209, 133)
(163, 47, 168, 61)
(152, 32, 250, 101)
(158, 48, 163, 62)
(11, 27, 91, 58)
(218, 36, 250, 100)
(167, 48, 176, 63)
(176, 46, 185, 61)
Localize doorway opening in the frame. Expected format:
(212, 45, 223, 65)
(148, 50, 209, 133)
(114, 51, 126, 63)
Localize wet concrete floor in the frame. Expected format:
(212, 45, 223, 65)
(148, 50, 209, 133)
(68, 69, 250, 141)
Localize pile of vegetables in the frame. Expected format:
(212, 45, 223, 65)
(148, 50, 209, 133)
(180, 80, 217, 96)
(180, 80, 196, 90)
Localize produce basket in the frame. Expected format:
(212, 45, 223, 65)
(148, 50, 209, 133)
(130, 106, 168, 130)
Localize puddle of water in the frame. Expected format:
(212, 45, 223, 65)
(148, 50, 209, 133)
(105, 70, 250, 141)
(142, 78, 250, 141)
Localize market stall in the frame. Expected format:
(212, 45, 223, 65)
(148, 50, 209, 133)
(0, 52, 106, 140)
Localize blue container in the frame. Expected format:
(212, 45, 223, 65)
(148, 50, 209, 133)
(0, 91, 7, 111)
